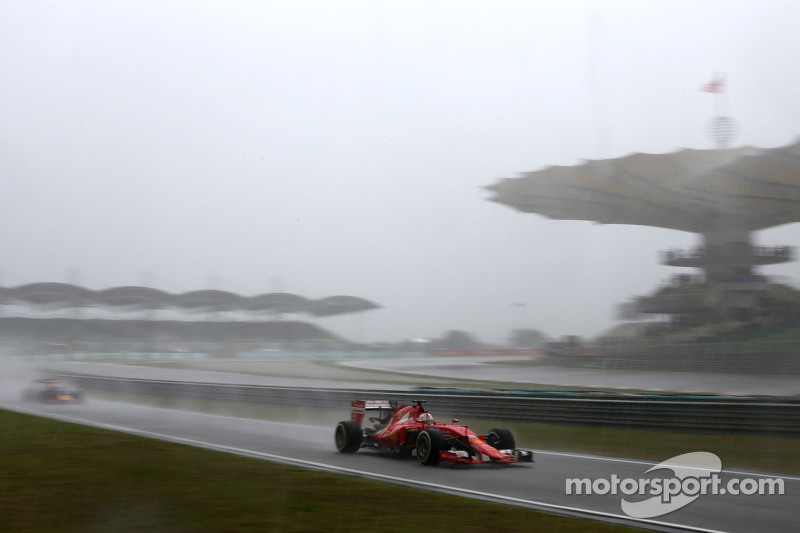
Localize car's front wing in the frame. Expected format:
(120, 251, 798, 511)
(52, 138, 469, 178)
(439, 447, 534, 465)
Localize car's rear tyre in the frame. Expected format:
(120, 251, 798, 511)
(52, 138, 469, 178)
(335, 420, 362, 453)
(416, 428, 444, 465)
(487, 428, 515, 450)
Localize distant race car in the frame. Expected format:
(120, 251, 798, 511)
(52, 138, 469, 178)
(335, 399, 533, 466)
(22, 379, 84, 404)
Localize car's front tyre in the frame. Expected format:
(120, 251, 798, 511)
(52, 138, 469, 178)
(486, 428, 515, 450)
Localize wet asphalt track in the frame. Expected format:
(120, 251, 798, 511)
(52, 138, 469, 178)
(3, 389, 797, 532)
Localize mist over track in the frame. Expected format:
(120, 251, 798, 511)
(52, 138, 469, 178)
(40, 359, 800, 436)
(3, 357, 799, 532)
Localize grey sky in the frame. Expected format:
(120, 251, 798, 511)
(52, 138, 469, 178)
(2, 1, 800, 344)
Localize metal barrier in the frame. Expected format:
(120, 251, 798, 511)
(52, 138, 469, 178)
(52, 373, 800, 437)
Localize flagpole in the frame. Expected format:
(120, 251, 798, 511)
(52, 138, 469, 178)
(714, 73, 728, 120)
(702, 73, 735, 149)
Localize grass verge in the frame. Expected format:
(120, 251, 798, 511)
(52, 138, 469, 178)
(0, 408, 642, 533)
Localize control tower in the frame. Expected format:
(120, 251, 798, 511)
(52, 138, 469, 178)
(487, 138, 800, 325)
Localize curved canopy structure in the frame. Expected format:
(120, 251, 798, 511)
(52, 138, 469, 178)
(172, 290, 247, 311)
(245, 292, 311, 314)
(487, 138, 800, 234)
(2, 282, 94, 306)
(0, 284, 379, 318)
(309, 295, 380, 316)
(94, 286, 174, 309)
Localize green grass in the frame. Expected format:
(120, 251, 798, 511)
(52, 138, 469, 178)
(0, 409, 642, 533)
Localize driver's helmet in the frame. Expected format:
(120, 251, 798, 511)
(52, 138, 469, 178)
(418, 413, 433, 425)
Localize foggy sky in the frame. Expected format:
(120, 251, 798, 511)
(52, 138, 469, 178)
(3, 1, 800, 344)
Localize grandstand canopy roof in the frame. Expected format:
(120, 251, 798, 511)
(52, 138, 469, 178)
(0, 283, 380, 317)
(309, 295, 380, 316)
(244, 292, 311, 314)
(487, 138, 800, 234)
(95, 286, 174, 309)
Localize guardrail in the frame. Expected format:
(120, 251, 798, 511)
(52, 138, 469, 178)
(50, 373, 800, 437)
(22, 352, 208, 363)
(18, 351, 424, 363)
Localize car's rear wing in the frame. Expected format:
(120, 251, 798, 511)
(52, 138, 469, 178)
(350, 400, 396, 426)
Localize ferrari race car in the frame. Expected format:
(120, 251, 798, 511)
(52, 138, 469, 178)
(22, 379, 84, 404)
(335, 399, 533, 466)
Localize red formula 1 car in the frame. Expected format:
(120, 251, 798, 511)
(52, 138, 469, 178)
(335, 400, 533, 466)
